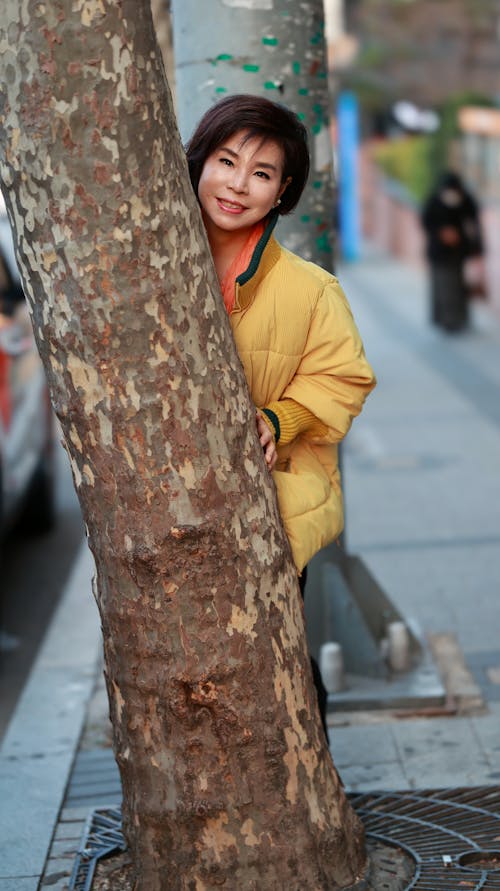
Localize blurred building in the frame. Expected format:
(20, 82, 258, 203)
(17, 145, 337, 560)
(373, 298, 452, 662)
(324, 0, 359, 72)
(341, 0, 500, 113)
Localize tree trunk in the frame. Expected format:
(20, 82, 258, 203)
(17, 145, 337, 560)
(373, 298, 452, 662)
(171, 0, 336, 268)
(0, 2, 365, 888)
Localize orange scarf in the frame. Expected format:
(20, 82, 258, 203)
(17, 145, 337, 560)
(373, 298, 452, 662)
(220, 222, 265, 314)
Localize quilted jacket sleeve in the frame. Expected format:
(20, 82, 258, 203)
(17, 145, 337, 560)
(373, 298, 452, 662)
(280, 277, 376, 443)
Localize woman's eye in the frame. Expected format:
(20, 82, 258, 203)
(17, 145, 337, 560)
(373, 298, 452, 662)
(220, 157, 233, 166)
(255, 171, 270, 180)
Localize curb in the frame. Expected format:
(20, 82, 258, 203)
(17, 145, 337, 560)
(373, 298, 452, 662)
(0, 541, 99, 891)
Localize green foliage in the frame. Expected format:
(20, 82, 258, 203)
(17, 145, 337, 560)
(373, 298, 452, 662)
(356, 42, 391, 68)
(371, 92, 496, 204)
(429, 91, 494, 174)
(372, 136, 433, 203)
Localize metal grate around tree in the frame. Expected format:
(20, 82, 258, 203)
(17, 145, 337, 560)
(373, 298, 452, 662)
(351, 786, 500, 889)
(68, 787, 500, 891)
(68, 806, 126, 891)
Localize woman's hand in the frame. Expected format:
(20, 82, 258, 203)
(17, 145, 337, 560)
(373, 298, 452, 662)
(256, 411, 277, 472)
(439, 226, 460, 246)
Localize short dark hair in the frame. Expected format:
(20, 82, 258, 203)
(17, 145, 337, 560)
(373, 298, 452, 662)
(185, 94, 310, 215)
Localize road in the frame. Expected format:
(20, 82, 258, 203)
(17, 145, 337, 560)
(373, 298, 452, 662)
(0, 437, 85, 742)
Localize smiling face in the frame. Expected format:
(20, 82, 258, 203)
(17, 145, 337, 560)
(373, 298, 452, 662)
(197, 130, 289, 242)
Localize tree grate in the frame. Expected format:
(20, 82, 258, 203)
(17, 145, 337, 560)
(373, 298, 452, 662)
(68, 807, 126, 891)
(351, 786, 500, 889)
(68, 787, 500, 891)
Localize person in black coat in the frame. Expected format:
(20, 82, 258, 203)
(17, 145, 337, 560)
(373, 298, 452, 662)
(421, 171, 484, 332)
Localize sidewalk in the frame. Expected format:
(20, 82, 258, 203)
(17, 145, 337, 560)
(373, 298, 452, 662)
(2, 245, 500, 890)
(0, 542, 99, 891)
(331, 246, 500, 790)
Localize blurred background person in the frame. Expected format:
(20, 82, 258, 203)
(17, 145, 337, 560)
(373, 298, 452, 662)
(421, 170, 484, 333)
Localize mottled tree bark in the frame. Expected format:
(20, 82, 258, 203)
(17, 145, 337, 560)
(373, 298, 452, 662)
(0, 2, 365, 889)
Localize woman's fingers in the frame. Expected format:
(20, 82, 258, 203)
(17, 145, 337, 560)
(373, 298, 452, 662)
(256, 412, 277, 471)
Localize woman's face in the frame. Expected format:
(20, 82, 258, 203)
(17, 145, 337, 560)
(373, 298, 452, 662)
(197, 130, 289, 239)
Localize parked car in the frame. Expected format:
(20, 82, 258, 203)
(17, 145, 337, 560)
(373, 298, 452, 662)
(0, 199, 55, 537)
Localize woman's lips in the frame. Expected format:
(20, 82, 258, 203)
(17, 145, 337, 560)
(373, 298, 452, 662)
(216, 198, 246, 214)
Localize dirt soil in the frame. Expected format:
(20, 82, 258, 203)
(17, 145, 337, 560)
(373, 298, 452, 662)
(91, 840, 414, 891)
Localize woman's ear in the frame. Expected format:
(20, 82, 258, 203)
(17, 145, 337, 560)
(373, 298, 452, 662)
(278, 176, 292, 201)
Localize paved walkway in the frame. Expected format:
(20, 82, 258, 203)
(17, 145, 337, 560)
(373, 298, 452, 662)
(330, 246, 500, 791)
(0, 543, 99, 891)
(1, 245, 500, 890)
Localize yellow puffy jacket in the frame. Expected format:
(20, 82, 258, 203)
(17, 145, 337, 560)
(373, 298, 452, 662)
(230, 218, 376, 572)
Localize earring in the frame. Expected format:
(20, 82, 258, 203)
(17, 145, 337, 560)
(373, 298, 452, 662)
(274, 198, 281, 207)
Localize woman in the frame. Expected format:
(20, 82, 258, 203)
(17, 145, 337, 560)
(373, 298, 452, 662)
(186, 95, 375, 730)
(421, 170, 484, 332)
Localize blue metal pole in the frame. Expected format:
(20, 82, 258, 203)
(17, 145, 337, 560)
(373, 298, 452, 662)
(337, 91, 360, 261)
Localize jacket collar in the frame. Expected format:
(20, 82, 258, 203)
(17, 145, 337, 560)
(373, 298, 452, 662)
(234, 210, 281, 311)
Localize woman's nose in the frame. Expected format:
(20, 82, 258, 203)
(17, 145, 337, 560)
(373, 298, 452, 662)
(229, 170, 249, 193)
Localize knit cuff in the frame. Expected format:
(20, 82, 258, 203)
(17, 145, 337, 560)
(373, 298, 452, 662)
(260, 399, 327, 446)
(261, 407, 280, 443)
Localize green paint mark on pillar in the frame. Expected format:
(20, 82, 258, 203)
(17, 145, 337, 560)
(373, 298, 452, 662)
(264, 81, 278, 90)
(316, 232, 332, 253)
(300, 215, 311, 223)
(243, 64, 260, 73)
(262, 36, 278, 46)
(298, 87, 309, 96)
(312, 180, 322, 190)
(297, 112, 306, 121)
(217, 54, 233, 61)
(312, 104, 326, 135)
(215, 87, 228, 94)
(292, 61, 301, 75)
